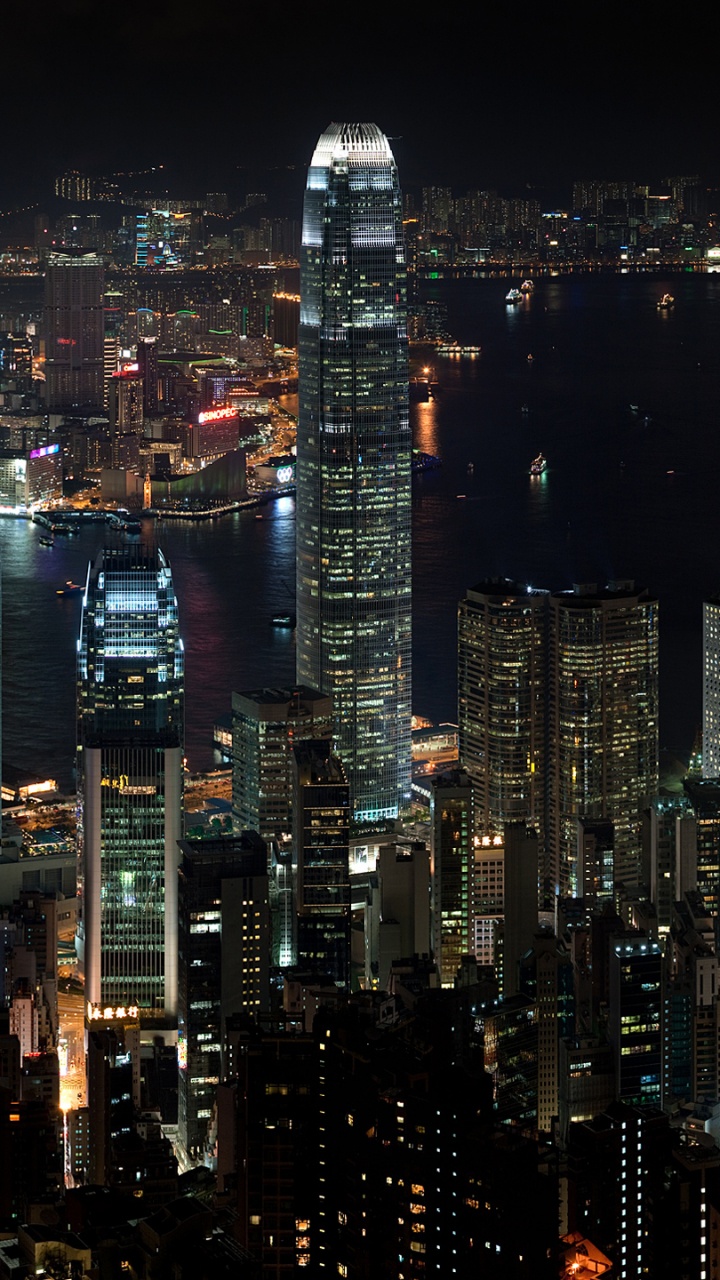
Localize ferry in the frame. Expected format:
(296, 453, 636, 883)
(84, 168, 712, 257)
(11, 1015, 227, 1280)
(270, 612, 296, 629)
(505, 288, 522, 304)
(530, 453, 547, 475)
(520, 279, 535, 293)
(657, 293, 675, 310)
(56, 581, 84, 596)
(39, 536, 54, 548)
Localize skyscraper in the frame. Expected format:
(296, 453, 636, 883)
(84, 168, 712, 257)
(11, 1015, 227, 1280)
(296, 123, 411, 821)
(44, 251, 105, 414)
(703, 595, 720, 776)
(458, 578, 547, 838)
(77, 545, 184, 1024)
(547, 583, 659, 894)
(293, 740, 351, 989)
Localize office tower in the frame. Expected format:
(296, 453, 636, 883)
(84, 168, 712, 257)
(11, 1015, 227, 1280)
(703, 598, 720, 776)
(77, 545, 184, 1024)
(483, 996, 538, 1126)
(137, 337, 159, 417)
(577, 819, 614, 906)
(177, 833, 269, 1161)
(503, 823, 539, 998)
(296, 123, 411, 821)
(608, 936, 662, 1106)
(548, 583, 659, 894)
(108, 369, 144, 436)
(664, 892, 720, 1107)
(293, 741, 351, 989)
(683, 778, 720, 934)
(44, 251, 104, 414)
(458, 579, 547, 855)
(365, 841, 431, 989)
(643, 795, 696, 936)
(231, 686, 332, 844)
(519, 931, 575, 1134)
(473, 833, 505, 968)
(430, 770, 474, 986)
(558, 1036, 615, 1143)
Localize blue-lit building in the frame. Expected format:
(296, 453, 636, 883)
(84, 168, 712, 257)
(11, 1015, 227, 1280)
(77, 545, 184, 1024)
(296, 123, 412, 822)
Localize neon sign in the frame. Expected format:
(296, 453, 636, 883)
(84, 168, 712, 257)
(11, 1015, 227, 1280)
(198, 407, 237, 424)
(276, 465, 294, 483)
(29, 444, 60, 459)
(87, 1002, 139, 1021)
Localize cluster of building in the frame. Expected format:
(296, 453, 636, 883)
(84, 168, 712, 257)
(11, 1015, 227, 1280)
(407, 175, 720, 264)
(4, 125, 720, 1280)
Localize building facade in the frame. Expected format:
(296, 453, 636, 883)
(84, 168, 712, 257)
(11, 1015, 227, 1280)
(548, 583, 659, 894)
(77, 545, 184, 1023)
(231, 686, 332, 845)
(293, 740, 351, 990)
(44, 251, 105, 414)
(458, 579, 547, 842)
(296, 123, 412, 821)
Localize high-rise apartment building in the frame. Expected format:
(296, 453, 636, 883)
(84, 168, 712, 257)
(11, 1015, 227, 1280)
(458, 579, 547, 840)
(77, 545, 184, 1024)
(44, 251, 105, 414)
(296, 123, 412, 821)
(548, 583, 659, 894)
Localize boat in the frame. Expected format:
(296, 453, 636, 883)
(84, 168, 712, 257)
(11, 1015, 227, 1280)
(270, 612, 296, 629)
(56, 581, 84, 596)
(506, 289, 522, 304)
(530, 453, 547, 475)
(520, 279, 535, 293)
(39, 536, 54, 548)
(657, 293, 675, 310)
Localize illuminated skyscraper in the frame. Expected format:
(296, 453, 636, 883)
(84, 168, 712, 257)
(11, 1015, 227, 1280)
(458, 578, 547, 838)
(77, 545, 184, 1024)
(296, 123, 411, 821)
(548, 582, 659, 894)
(703, 596, 720, 776)
(44, 251, 105, 414)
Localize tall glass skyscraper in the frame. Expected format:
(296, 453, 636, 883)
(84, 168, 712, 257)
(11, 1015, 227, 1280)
(77, 545, 184, 1023)
(296, 123, 412, 822)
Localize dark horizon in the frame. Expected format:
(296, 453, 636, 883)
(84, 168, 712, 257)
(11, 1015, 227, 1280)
(3, 2, 717, 209)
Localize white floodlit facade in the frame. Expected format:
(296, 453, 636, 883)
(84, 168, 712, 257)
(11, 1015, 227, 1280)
(296, 123, 411, 821)
(77, 545, 184, 1023)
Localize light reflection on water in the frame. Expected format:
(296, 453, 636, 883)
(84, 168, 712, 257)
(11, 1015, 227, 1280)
(4, 274, 720, 782)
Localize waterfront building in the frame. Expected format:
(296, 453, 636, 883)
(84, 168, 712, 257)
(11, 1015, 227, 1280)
(293, 740, 351, 990)
(430, 770, 474, 986)
(177, 833, 270, 1162)
(77, 545, 184, 1023)
(231, 686, 332, 845)
(296, 123, 412, 821)
(44, 251, 104, 414)
(548, 582, 659, 894)
(458, 579, 547, 868)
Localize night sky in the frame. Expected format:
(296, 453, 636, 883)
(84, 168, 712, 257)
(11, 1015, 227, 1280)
(4, 2, 716, 207)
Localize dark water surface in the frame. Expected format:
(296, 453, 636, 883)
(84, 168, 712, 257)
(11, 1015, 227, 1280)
(4, 273, 720, 785)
